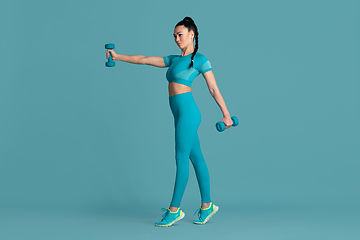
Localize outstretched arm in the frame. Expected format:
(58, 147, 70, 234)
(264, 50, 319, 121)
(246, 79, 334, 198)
(106, 50, 166, 68)
(203, 70, 233, 129)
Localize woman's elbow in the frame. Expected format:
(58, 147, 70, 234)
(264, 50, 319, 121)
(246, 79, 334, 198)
(138, 56, 146, 65)
(209, 88, 216, 97)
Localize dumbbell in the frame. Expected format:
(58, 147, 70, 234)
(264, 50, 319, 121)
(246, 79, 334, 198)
(105, 43, 115, 67)
(216, 116, 239, 132)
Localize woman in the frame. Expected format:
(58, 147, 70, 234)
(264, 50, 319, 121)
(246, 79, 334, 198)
(106, 16, 233, 227)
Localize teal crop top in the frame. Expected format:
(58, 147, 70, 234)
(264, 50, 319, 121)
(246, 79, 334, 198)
(163, 52, 212, 87)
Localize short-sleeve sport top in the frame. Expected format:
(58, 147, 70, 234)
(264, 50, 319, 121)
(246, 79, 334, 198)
(163, 52, 212, 87)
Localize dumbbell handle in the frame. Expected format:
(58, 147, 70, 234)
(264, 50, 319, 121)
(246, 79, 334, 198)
(216, 116, 239, 132)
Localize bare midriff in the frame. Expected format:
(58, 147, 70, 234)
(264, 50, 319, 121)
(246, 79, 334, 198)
(168, 82, 191, 97)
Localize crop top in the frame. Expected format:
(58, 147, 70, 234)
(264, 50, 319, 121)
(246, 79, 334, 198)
(163, 52, 212, 87)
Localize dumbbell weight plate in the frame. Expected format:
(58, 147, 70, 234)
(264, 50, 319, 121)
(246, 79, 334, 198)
(216, 121, 226, 132)
(105, 43, 115, 49)
(106, 61, 115, 67)
(231, 116, 239, 126)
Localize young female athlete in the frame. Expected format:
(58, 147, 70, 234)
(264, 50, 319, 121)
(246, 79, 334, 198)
(106, 16, 233, 227)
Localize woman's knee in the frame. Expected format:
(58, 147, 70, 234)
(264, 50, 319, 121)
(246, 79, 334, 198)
(175, 151, 189, 163)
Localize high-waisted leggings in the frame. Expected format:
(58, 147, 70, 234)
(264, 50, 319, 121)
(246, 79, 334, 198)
(168, 91, 211, 207)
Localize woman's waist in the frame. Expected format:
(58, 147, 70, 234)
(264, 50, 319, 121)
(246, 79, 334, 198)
(168, 82, 192, 97)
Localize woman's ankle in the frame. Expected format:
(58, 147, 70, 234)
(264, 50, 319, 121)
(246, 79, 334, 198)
(201, 202, 211, 209)
(169, 206, 179, 212)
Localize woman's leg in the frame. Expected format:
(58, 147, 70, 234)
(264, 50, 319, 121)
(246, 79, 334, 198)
(191, 137, 218, 225)
(189, 132, 212, 205)
(169, 92, 201, 208)
(170, 116, 199, 208)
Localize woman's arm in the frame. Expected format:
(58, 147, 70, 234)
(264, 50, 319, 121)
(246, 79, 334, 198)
(106, 50, 166, 68)
(203, 70, 233, 129)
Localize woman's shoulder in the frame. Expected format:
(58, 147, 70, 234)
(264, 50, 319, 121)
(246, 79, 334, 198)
(194, 52, 211, 65)
(195, 52, 210, 61)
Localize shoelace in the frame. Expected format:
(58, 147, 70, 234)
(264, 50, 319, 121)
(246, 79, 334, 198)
(194, 208, 204, 221)
(160, 208, 170, 221)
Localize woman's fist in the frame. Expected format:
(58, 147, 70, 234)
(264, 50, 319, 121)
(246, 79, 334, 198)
(221, 116, 233, 129)
(106, 49, 117, 61)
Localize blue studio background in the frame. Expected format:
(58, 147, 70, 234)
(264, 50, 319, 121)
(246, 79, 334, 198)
(0, 0, 359, 239)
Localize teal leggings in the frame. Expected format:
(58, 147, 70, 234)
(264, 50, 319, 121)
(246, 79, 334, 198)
(169, 92, 211, 207)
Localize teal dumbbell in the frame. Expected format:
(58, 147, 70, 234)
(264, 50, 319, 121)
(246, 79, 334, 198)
(105, 43, 115, 67)
(216, 116, 239, 132)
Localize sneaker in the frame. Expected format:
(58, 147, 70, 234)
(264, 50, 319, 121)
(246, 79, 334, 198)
(193, 202, 219, 224)
(155, 207, 185, 227)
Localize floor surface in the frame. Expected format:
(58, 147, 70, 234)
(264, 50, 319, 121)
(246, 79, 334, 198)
(1, 205, 359, 240)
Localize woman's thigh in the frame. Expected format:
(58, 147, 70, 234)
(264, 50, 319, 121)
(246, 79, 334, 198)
(175, 116, 199, 156)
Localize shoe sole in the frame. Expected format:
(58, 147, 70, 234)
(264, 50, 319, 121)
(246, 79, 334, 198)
(194, 205, 219, 225)
(155, 211, 185, 227)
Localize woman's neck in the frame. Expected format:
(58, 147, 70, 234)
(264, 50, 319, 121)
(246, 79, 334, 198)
(181, 45, 195, 56)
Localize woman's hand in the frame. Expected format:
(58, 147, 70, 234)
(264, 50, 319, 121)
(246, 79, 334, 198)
(106, 49, 118, 61)
(222, 115, 233, 129)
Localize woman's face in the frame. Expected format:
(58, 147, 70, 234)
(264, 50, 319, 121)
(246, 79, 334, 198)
(173, 25, 194, 49)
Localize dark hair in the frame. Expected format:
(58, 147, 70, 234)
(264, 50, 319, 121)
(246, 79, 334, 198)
(175, 16, 198, 68)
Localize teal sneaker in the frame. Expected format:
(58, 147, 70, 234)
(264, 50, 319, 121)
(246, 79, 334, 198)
(155, 207, 185, 227)
(193, 202, 219, 224)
